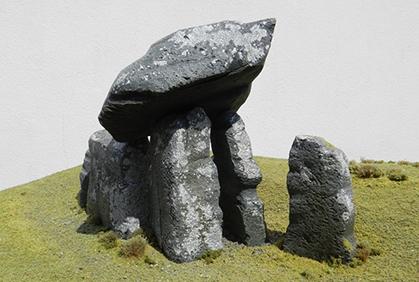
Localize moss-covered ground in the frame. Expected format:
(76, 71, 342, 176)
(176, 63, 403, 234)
(0, 157, 417, 281)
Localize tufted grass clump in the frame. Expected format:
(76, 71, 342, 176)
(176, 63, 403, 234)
(356, 165, 384, 178)
(348, 160, 359, 174)
(200, 249, 223, 264)
(397, 161, 410, 166)
(129, 228, 148, 238)
(98, 230, 119, 249)
(130, 228, 154, 241)
(387, 169, 408, 181)
(119, 236, 147, 258)
(354, 241, 371, 262)
(130, 228, 158, 248)
(360, 158, 375, 164)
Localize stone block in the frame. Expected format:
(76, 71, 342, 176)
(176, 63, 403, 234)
(81, 130, 151, 238)
(149, 107, 223, 262)
(284, 135, 356, 264)
(99, 19, 275, 142)
(211, 110, 266, 246)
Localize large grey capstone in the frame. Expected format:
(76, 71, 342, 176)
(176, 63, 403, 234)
(149, 107, 223, 263)
(99, 18, 275, 142)
(284, 135, 356, 264)
(211, 111, 266, 246)
(80, 130, 151, 238)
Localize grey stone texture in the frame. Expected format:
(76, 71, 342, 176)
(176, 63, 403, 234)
(99, 18, 275, 142)
(149, 107, 223, 263)
(80, 18, 276, 262)
(79, 147, 92, 209)
(284, 135, 356, 264)
(211, 111, 266, 246)
(80, 130, 151, 238)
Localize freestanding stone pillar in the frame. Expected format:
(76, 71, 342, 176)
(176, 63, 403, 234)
(80, 130, 151, 238)
(284, 136, 356, 264)
(149, 107, 223, 263)
(211, 111, 266, 246)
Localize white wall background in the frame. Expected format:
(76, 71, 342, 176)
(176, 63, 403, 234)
(1, 0, 418, 191)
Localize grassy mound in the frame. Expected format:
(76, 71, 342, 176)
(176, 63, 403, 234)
(0, 157, 417, 281)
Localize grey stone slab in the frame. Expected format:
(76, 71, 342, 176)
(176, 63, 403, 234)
(99, 18, 275, 142)
(78, 149, 92, 208)
(211, 110, 266, 246)
(150, 107, 223, 263)
(81, 130, 151, 238)
(284, 135, 356, 264)
(82, 130, 113, 213)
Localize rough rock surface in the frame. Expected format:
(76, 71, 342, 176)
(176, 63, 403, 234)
(79, 146, 93, 209)
(284, 136, 356, 264)
(99, 18, 275, 142)
(80, 130, 151, 238)
(149, 107, 223, 263)
(211, 111, 266, 246)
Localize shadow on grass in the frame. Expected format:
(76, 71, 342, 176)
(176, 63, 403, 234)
(76, 218, 164, 254)
(266, 228, 284, 245)
(222, 227, 284, 246)
(76, 214, 285, 255)
(76, 214, 110, 235)
(77, 221, 108, 235)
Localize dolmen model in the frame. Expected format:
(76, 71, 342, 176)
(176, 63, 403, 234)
(78, 19, 357, 265)
(78, 18, 276, 263)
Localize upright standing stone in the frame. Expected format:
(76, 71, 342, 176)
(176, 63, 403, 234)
(211, 111, 266, 246)
(284, 136, 356, 264)
(150, 107, 223, 263)
(79, 144, 93, 209)
(81, 130, 151, 238)
(81, 130, 113, 212)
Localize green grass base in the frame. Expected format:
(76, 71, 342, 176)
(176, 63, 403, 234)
(0, 157, 417, 281)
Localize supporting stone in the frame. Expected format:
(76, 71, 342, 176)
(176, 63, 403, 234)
(80, 130, 151, 238)
(79, 146, 93, 209)
(284, 135, 356, 264)
(149, 107, 223, 263)
(211, 110, 266, 246)
(80, 130, 113, 212)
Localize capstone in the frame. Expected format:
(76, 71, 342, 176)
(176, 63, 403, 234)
(99, 18, 275, 142)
